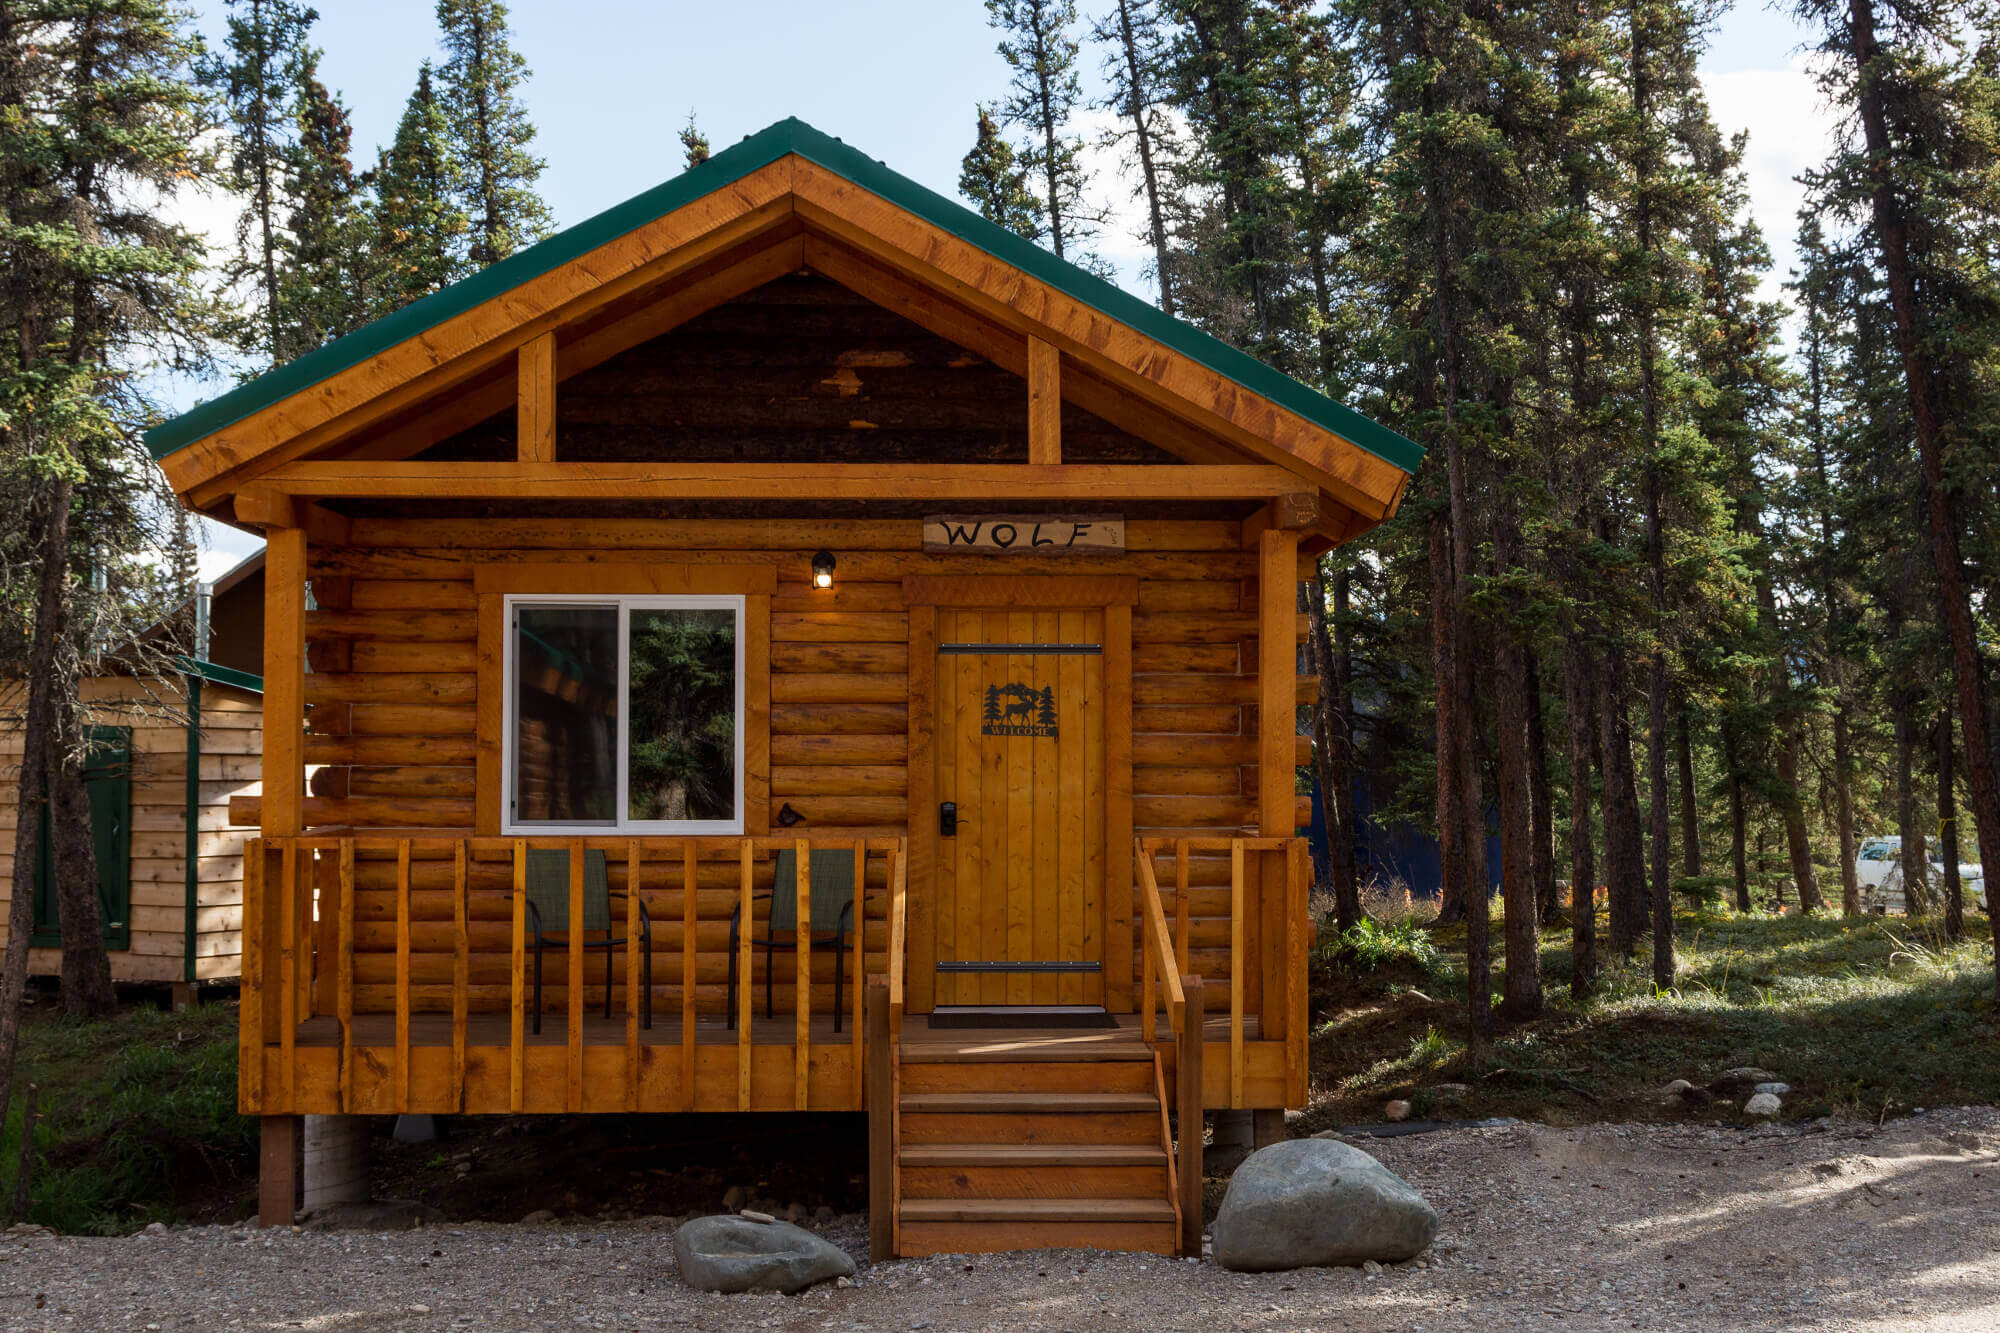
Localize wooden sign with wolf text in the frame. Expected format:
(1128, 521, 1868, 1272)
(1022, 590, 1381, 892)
(922, 514, 1124, 555)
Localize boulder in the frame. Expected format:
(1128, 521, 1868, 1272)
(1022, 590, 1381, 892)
(1210, 1138, 1438, 1272)
(672, 1215, 857, 1294)
(1744, 1092, 1782, 1117)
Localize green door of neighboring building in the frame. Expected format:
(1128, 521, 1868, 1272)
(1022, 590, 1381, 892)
(32, 724, 133, 951)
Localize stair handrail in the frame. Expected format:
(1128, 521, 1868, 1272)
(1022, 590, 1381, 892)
(1135, 841, 1186, 1045)
(886, 840, 908, 1040)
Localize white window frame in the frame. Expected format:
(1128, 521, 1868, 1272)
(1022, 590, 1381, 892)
(501, 593, 747, 836)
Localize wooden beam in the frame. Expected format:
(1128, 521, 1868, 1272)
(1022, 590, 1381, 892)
(516, 331, 556, 462)
(174, 174, 802, 506)
(258, 1115, 300, 1226)
(263, 527, 306, 837)
(234, 488, 351, 547)
(1241, 494, 1319, 548)
(1257, 528, 1300, 838)
(789, 159, 1410, 520)
(1028, 335, 1061, 465)
(258, 461, 1304, 502)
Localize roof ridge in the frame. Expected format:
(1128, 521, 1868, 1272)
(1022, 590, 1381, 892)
(145, 117, 1423, 478)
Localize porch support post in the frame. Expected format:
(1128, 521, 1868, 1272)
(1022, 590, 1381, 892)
(866, 976, 894, 1261)
(1027, 335, 1061, 465)
(1256, 523, 1300, 1059)
(262, 525, 306, 838)
(258, 1115, 301, 1226)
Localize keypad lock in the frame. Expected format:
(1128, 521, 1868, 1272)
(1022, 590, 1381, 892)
(939, 802, 958, 837)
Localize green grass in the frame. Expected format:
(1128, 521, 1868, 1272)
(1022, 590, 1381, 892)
(1308, 909, 2000, 1126)
(0, 1000, 255, 1234)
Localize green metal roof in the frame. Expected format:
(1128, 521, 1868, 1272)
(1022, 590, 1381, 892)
(176, 656, 263, 694)
(146, 117, 1424, 478)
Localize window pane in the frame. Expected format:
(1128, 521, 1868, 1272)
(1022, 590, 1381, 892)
(627, 607, 737, 823)
(514, 606, 618, 823)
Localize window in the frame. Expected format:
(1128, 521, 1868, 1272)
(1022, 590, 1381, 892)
(503, 594, 744, 834)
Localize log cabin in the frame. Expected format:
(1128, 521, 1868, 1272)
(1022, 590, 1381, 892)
(148, 119, 1423, 1257)
(0, 550, 266, 1000)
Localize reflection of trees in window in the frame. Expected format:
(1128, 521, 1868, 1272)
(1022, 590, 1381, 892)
(628, 608, 736, 821)
(515, 606, 617, 822)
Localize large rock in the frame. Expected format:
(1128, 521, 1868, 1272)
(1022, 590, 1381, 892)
(671, 1215, 856, 1294)
(1210, 1138, 1438, 1272)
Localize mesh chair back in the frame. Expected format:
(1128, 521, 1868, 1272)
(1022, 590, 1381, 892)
(769, 848, 856, 935)
(524, 848, 611, 934)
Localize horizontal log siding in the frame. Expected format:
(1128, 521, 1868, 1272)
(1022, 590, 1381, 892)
(304, 517, 1283, 1015)
(0, 677, 261, 983)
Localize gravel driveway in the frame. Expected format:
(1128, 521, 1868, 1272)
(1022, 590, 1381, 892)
(4, 1108, 1995, 1332)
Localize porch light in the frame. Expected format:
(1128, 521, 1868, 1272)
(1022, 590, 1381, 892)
(811, 550, 836, 590)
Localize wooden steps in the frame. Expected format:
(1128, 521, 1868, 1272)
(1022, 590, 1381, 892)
(894, 1038, 1180, 1256)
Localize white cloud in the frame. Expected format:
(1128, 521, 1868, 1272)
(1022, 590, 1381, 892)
(1700, 53, 1843, 311)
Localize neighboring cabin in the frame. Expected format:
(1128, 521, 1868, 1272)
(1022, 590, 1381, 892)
(148, 120, 1423, 1256)
(0, 552, 265, 997)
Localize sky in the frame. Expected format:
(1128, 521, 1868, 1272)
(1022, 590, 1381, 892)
(182, 0, 1839, 579)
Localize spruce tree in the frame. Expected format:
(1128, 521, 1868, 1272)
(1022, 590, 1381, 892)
(679, 113, 710, 169)
(200, 0, 318, 363)
(1094, 0, 1180, 312)
(282, 48, 365, 351)
(959, 105, 1044, 240)
(0, 0, 212, 1098)
(985, 0, 1101, 266)
(435, 0, 551, 268)
(367, 63, 468, 315)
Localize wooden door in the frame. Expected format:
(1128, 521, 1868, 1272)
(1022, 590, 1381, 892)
(934, 608, 1104, 1007)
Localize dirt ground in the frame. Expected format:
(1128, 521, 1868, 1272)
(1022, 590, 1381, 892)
(3, 1107, 1996, 1332)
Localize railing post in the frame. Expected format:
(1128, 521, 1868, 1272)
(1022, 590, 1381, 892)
(795, 837, 811, 1111)
(681, 841, 697, 1111)
(1177, 973, 1204, 1260)
(866, 975, 894, 1262)
(626, 841, 641, 1112)
(567, 839, 584, 1111)
(510, 841, 526, 1113)
(453, 840, 469, 1112)
(337, 840, 355, 1112)
(395, 839, 411, 1112)
(737, 842, 753, 1111)
(1229, 838, 1245, 1108)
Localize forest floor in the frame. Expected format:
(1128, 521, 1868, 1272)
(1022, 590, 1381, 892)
(1301, 907, 2000, 1128)
(5, 1107, 1997, 1330)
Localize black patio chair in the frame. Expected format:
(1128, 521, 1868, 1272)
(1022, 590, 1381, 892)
(525, 847, 651, 1035)
(727, 847, 857, 1033)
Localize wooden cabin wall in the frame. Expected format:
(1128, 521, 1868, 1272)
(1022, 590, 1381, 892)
(301, 517, 1302, 1017)
(0, 677, 258, 983)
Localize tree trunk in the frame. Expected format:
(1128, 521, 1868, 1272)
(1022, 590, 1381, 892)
(0, 475, 73, 1138)
(1937, 713, 1963, 941)
(1893, 688, 1930, 915)
(1675, 706, 1701, 878)
(1565, 637, 1598, 999)
(1111, 0, 1174, 316)
(1429, 511, 1466, 928)
(1834, 705, 1860, 915)
(1777, 713, 1826, 915)
(1308, 564, 1360, 932)
(1724, 721, 1750, 912)
(1597, 643, 1646, 956)
(1494, 499, 1540, 1020)
(51, 692, 115, 1018)
(1527, 654, 1559, 926)
(1847, 0, 2000, 996)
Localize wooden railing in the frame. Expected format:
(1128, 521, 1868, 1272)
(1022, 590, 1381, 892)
(1137, 835, 1310, 1110)
(244, 834, 904, 1116)
(1136, 842, 1203, 1257)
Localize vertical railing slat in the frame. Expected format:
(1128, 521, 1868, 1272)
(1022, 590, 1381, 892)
(453, 840, 469, 1113)
(682, 842, 697, 1111)
(1230, 837, 1245, 1109)
(737, 842, 753, 1111)
(850, 842, 865, 1108)
(510, 841, 525, 1113)
(626, 841, 640, 1112)
(279, 843, 297, 1112)
(241, 839, 262, 1112)
(337, 840, 355, 1113)
(795, 837, 811, 1112)
(567, 839, 584, 1112)
(395, 839, 411, 1113)
(1140, 846, 1157, 1045)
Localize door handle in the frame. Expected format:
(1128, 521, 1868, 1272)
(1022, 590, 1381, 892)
(940, 802, 957, 837)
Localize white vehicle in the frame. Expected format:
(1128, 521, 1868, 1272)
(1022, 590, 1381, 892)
(1854, 835, 1987, 913)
